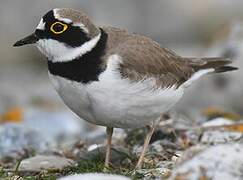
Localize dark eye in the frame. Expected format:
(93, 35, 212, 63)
(50, 22, 68, 34)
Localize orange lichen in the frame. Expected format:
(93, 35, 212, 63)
(0, 107, 23, 123)
(221, 123, 243, 133)
(202, 107, 241, 121)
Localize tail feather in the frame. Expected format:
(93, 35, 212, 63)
(181, 57, 238, 88)
(190, 57, 238, 73)
(214, 66, 238, 73)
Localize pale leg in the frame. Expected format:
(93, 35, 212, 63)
(135, 126, 155, 169)
(105, 127, 114, 168)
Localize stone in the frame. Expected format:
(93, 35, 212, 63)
(200, 130, 242, 144)
(202, 117, 236, 127)
(175, 145, 207, 165)
(200, 118, 243, 144)
(136, 168, 171, 180)
(169, 143, 243, 180)
(58, 173, 130, 180)
(19, 155, 74, 171)
(0, 124, 51, 159)
(0, 108, 86, 160)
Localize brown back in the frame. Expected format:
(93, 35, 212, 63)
(102, 26, 237, 89)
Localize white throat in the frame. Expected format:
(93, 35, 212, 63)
(36, 33, 101, 62)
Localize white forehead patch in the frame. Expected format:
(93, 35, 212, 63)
(36, 33, 101, 62)
(53, 9, 72, 24)
(36, 18, 46, 30)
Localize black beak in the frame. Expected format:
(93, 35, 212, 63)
(13, 33, 39, 47)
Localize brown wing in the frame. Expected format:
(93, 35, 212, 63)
(105, 33, 194, 88)
(103, 27, 237, 89)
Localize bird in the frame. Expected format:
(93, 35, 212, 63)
(13, 8, 237, 169)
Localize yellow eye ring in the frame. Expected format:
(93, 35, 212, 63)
(50, 22, 68, 34)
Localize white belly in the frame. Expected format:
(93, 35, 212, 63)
(49, 73, 184, 129)
(48, 54, 184, 128)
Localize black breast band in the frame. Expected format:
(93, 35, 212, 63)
(48, 28, 108, 83)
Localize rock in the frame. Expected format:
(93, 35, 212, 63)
(200, 118, 243, 144)
(19, 155, 74, 171)
(58, 173, 130, 180)
(136, 168, 172, 180)
(0, 108, 86, 160)
(175, 145, 207, 165)
(23, 108, 84, 146)
(0, 124, 51, 159)
(202, 117, 236, 127)
(200, 130, 242, 144)
(169, 143, 243, 180)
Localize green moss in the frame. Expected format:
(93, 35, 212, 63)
(63, 157, 105, 175)
(0, 156, 158, 180)
(0, 167, 7, 179)
(23, 177, 36, 180)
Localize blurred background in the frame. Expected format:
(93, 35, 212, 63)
(0, 0, 243, 158)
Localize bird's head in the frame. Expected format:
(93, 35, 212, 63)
(14, 8, 101, 62)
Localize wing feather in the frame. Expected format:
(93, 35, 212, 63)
(102, 27, 237, 89)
